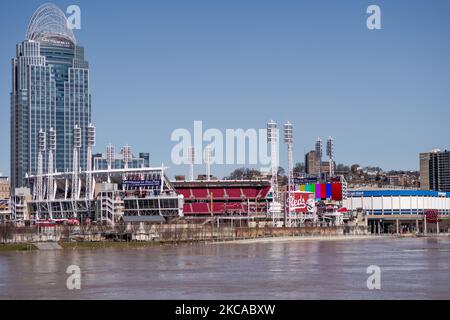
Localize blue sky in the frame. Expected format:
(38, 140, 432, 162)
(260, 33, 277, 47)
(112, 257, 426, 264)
(1, 0, 449, 178)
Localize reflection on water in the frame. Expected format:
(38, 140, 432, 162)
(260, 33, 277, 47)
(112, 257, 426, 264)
(0, 238, 450, 300)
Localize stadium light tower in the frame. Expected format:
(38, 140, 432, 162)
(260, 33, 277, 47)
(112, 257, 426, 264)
(106, 144, 115, 170)
(86, 124, 96, 199)
(315, 137, 323, 181)
(267, 121, 279, 201)
(188, 145, 195, 181)
(71, 125, 81, 200)
(326, 136, 334, 178)
(284, 122, 294, 227)
(106, 144, 115, 183)
(267, 120, 281, 224)
(36, 129, 46, 202)
(204, 145, 212, 181)
(122, 145, 132, 170)
(47, 128, 56, 200)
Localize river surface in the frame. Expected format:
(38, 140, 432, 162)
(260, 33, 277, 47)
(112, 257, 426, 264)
(1, 237, 450, 300)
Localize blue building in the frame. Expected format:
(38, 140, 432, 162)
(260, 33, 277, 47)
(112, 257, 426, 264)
(345, 189, 450, 216)
(10, 4, 91, 190)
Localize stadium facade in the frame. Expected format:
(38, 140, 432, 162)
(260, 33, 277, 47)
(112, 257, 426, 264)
(345, 189, 450, 233)
(345, 190, 450, 216)
(18, 165, 184, 225)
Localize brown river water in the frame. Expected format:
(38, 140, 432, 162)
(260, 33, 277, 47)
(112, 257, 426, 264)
(0, 237, 449, 300)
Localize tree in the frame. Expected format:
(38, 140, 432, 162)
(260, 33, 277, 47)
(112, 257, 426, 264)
(277, 167, 287, 186)
(225, 168, 261, 180)
(293, 162, 305, 175)
(350, 164, 360, 174)
(336, 163, 350, 174)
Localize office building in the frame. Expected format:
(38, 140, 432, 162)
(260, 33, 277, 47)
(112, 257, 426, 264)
(420, 149, 450, 192)
(11, 3, 91, 190)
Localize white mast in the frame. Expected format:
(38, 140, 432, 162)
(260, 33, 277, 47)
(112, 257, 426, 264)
(106, 144, 115, 183)
(86, 124, 96, 199)
(267, 120, 281, 224)
(37, 129, 46, 202)
(204, 145, 212, 181)
(47, 128, 56, 201)
(284, 122, 294, 227)
(71, 125, 81, 200)
(188, 145, 195, 181)
(122, 145, 132, 170)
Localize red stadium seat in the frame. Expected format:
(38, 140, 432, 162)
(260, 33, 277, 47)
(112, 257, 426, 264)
(192, 188, 209, 199)
(183, 204, 192, 214)
(191, 203, 210, 214)
(226, 188, 242, 199)
(259, 186, 271, 198)
(211, 202, 225, 214)
(242, 188, 258, 199)
(178, 188, 192, 199)
(209, 188, 226, 199)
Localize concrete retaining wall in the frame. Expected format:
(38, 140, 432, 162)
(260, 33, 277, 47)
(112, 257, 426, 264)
(0, 224, 369, 244)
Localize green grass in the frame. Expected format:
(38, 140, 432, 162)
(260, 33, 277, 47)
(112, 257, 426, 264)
(0, 243, 37, 252)
(58, 241, 161, 250)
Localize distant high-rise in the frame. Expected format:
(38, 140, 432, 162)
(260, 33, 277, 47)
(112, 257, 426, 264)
(139, 153, 150, 167)
(305, 150, 332, 177)
(420, 149, 450, 192)
(11, 4, 91, 190)
(305, 150, 318, 175)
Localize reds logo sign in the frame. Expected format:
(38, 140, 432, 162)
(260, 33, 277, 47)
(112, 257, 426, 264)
(287, 191, 315, 213)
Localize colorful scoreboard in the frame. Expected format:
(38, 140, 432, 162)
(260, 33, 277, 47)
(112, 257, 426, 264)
(298, 183, 343, 201)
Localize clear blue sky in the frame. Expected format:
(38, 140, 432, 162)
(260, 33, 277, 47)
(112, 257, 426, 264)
(1, 0, 449, 178)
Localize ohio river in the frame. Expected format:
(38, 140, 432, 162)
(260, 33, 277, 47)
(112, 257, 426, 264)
(1, 237, 450, 300)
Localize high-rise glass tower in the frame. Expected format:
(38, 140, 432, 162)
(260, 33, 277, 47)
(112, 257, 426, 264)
(11, 3, 91, 190)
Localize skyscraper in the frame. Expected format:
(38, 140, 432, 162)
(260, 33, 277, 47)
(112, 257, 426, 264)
(10, 3, 91, 190)
(420, 149, 450, 192)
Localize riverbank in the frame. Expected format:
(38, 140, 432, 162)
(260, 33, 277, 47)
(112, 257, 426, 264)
(2, 233, 448, 252)
(218, 234, 389, 244)
(0, 243, 36, 252)
(220, 233, 450, 245)
(0, 241, 161, 252)
(0, 224, 369, 244)
(58, 241, 162, 250)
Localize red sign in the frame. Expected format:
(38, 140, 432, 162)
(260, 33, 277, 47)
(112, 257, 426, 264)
(287, 191, 315, 213)
(424, 210, 439, 223)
